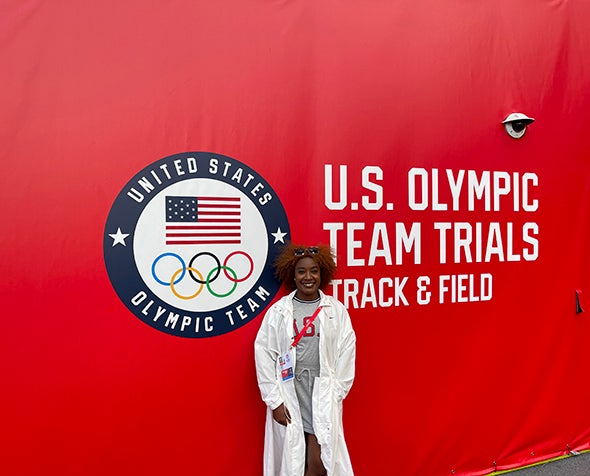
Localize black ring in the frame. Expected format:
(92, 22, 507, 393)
(188, 252, 221, 284)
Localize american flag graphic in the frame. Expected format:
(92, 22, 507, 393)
(165, 196, 241, 245)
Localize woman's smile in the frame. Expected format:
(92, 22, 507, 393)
(294, 257, 321, 301)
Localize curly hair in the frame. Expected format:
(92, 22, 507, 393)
(274, 243, 337, 291)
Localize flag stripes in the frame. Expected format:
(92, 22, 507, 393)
(165, 196, 241, 245)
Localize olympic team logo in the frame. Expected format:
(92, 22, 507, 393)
(103, 152, 290, 337)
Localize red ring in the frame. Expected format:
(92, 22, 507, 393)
(223, 251, 254, 282)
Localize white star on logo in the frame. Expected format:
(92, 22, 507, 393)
(271, 227, 287, 244)
(109, 227, 130, 247)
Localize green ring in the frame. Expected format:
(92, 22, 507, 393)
(206, 265, 238, 298)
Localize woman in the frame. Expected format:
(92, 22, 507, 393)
(254, 243, 356, 475)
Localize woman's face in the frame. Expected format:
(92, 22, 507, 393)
(294, 256, 321, 301)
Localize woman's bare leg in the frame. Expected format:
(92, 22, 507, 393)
(305, 432, 327, 476)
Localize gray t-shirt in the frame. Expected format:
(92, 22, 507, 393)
(292, 296, 321, 371)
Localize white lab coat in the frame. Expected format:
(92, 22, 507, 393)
(254, 290, 356, 475)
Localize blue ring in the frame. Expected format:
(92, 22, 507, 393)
(152, 253, 186, 286)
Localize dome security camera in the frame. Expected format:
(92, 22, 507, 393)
(502, 113, 535, 139)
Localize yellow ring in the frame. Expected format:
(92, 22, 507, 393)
(170, 267, 204, 300)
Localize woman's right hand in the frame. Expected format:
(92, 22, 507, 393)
(272, 403, 291, 426)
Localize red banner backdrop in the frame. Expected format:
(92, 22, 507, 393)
(2, 1, 590, 475)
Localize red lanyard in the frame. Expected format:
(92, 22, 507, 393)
(291, 306, 323, 348)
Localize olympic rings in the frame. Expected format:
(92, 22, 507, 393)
(151, 250, 254, 299)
